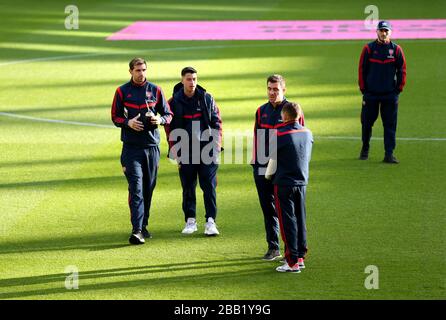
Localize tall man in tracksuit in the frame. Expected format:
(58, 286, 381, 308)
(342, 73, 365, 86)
(265, 102, 313, 273)
(111, 58, 173, 245)
(165, 67, 222, 236)
(358, 20, 407, 163)
(252, 75, 305, 261)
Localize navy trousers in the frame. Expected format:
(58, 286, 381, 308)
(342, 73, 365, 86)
(121, 145, 160, 232)
(179, 163, 218, 222)
(361, 95, 399, 156)
(254, 171, 280, 251)
(274, 184, 307, 266)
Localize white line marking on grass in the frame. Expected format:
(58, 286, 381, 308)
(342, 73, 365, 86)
(0, 43, 331, 67)
(0, 52, 105, 67)
(1, 111, 445, 141)
(0, 39, 445, 67)
(0, 112, 114, 128)
(318, 135, 446, 141)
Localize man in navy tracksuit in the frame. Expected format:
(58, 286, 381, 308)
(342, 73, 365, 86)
(265, 102, 313, 273)
(358, 20, 407, 163)
(165, 67, 222, 236)
(252, 75, 305, 261)
(111, 58, 173, 245)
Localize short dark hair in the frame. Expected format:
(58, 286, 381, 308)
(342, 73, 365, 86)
(181, 66, 197, 76)
(129, 58, 146, 70)
(267, 74, 286, 88)
(282, 102, 302, 120)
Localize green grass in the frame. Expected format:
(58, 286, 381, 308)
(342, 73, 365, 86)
(0, 0, 445, 300)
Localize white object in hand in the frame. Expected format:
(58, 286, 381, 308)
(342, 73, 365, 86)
(265, 159, 277, 180)
(146, 109, 154, 118)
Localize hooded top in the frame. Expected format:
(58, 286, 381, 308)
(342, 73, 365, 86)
(164, 82, 222, 162)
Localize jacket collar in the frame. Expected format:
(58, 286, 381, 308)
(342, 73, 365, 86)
(376, 38, 391, 45)
(130, 78, 147, 87)
(269, 98, 287, 109)
(173, 82, 206, 101)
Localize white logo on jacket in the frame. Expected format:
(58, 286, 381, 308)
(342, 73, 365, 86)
(387, 49, 394, 59)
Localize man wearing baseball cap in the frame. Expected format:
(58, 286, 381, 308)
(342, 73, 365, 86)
(358, 20, 407, 163)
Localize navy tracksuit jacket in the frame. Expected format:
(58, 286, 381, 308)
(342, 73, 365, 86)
(165, 83, 222, 222)
(272, 122, 313, 266)
(252, 99, 305, 251)
(111, 78, 173, 232)
(358, 39, 407, 155)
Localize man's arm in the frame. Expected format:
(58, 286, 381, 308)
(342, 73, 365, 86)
(152, 86, 173, 125)
(265, 130, 283, 179)
(305, 131, 314, 162)
(208, 95, 223, 151)
(395, 45, 407, 93)
(358, 44, 370, 94)
(111, 87, 128, 127)
(251, 107, 261, 165)
(264, 159, 277, 180)
(164, 97, 176, 153)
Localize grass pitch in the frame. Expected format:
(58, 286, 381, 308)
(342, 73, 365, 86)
(0, 0, 445, 299)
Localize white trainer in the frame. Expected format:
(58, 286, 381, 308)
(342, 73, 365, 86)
(182, 218, 198, 234)
(204, 217, 219, 236)
(276, 263, 301, 273)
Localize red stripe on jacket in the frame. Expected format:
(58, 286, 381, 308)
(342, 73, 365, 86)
(358, 45, 370, 91)
(276, 128, 309, 137)
(252, 107, 262, 164)
(274, 118, 305, 129)
(111, 88, 126, 124)
(397, 45, 407, 91)
(368, 58, 396, 64)
(156, 87, 172, 124)
(183, 113, 202, 119)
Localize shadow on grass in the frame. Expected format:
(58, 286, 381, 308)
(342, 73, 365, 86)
(0, 155, 117, 168)
(0, 175, 123, 190)
(0, 227, 230, 255)
(0, 256, 268, 299)
(0, 232, 128, 255)
(0, 169, 181, 190)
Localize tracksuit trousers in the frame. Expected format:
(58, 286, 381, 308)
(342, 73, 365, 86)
(121, 144, 160, 232)
(254, 173, 280, 251)
(179, 163, 218, 222)
(274, 184, 308, 266)
(361, 95, 399, 156)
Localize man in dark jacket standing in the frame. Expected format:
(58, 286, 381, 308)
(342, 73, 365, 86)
(265, 102, 313, 273)
(111, 58, 173, 244)
(358, 20, 407, 163)
(165, 67, 222, 236)
(252, 75, 305, 261)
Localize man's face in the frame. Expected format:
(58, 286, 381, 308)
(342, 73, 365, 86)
(377, 28, 391, 42)
(182, 72, 197, 94)
(267, 81, 285, 105)
(130, 63, 147, 84)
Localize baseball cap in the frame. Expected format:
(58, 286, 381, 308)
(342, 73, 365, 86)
(377, 20, 392, 31)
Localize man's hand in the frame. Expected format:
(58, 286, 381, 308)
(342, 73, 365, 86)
(128, 114, 144, 131)
(149, 114, 162, 125)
